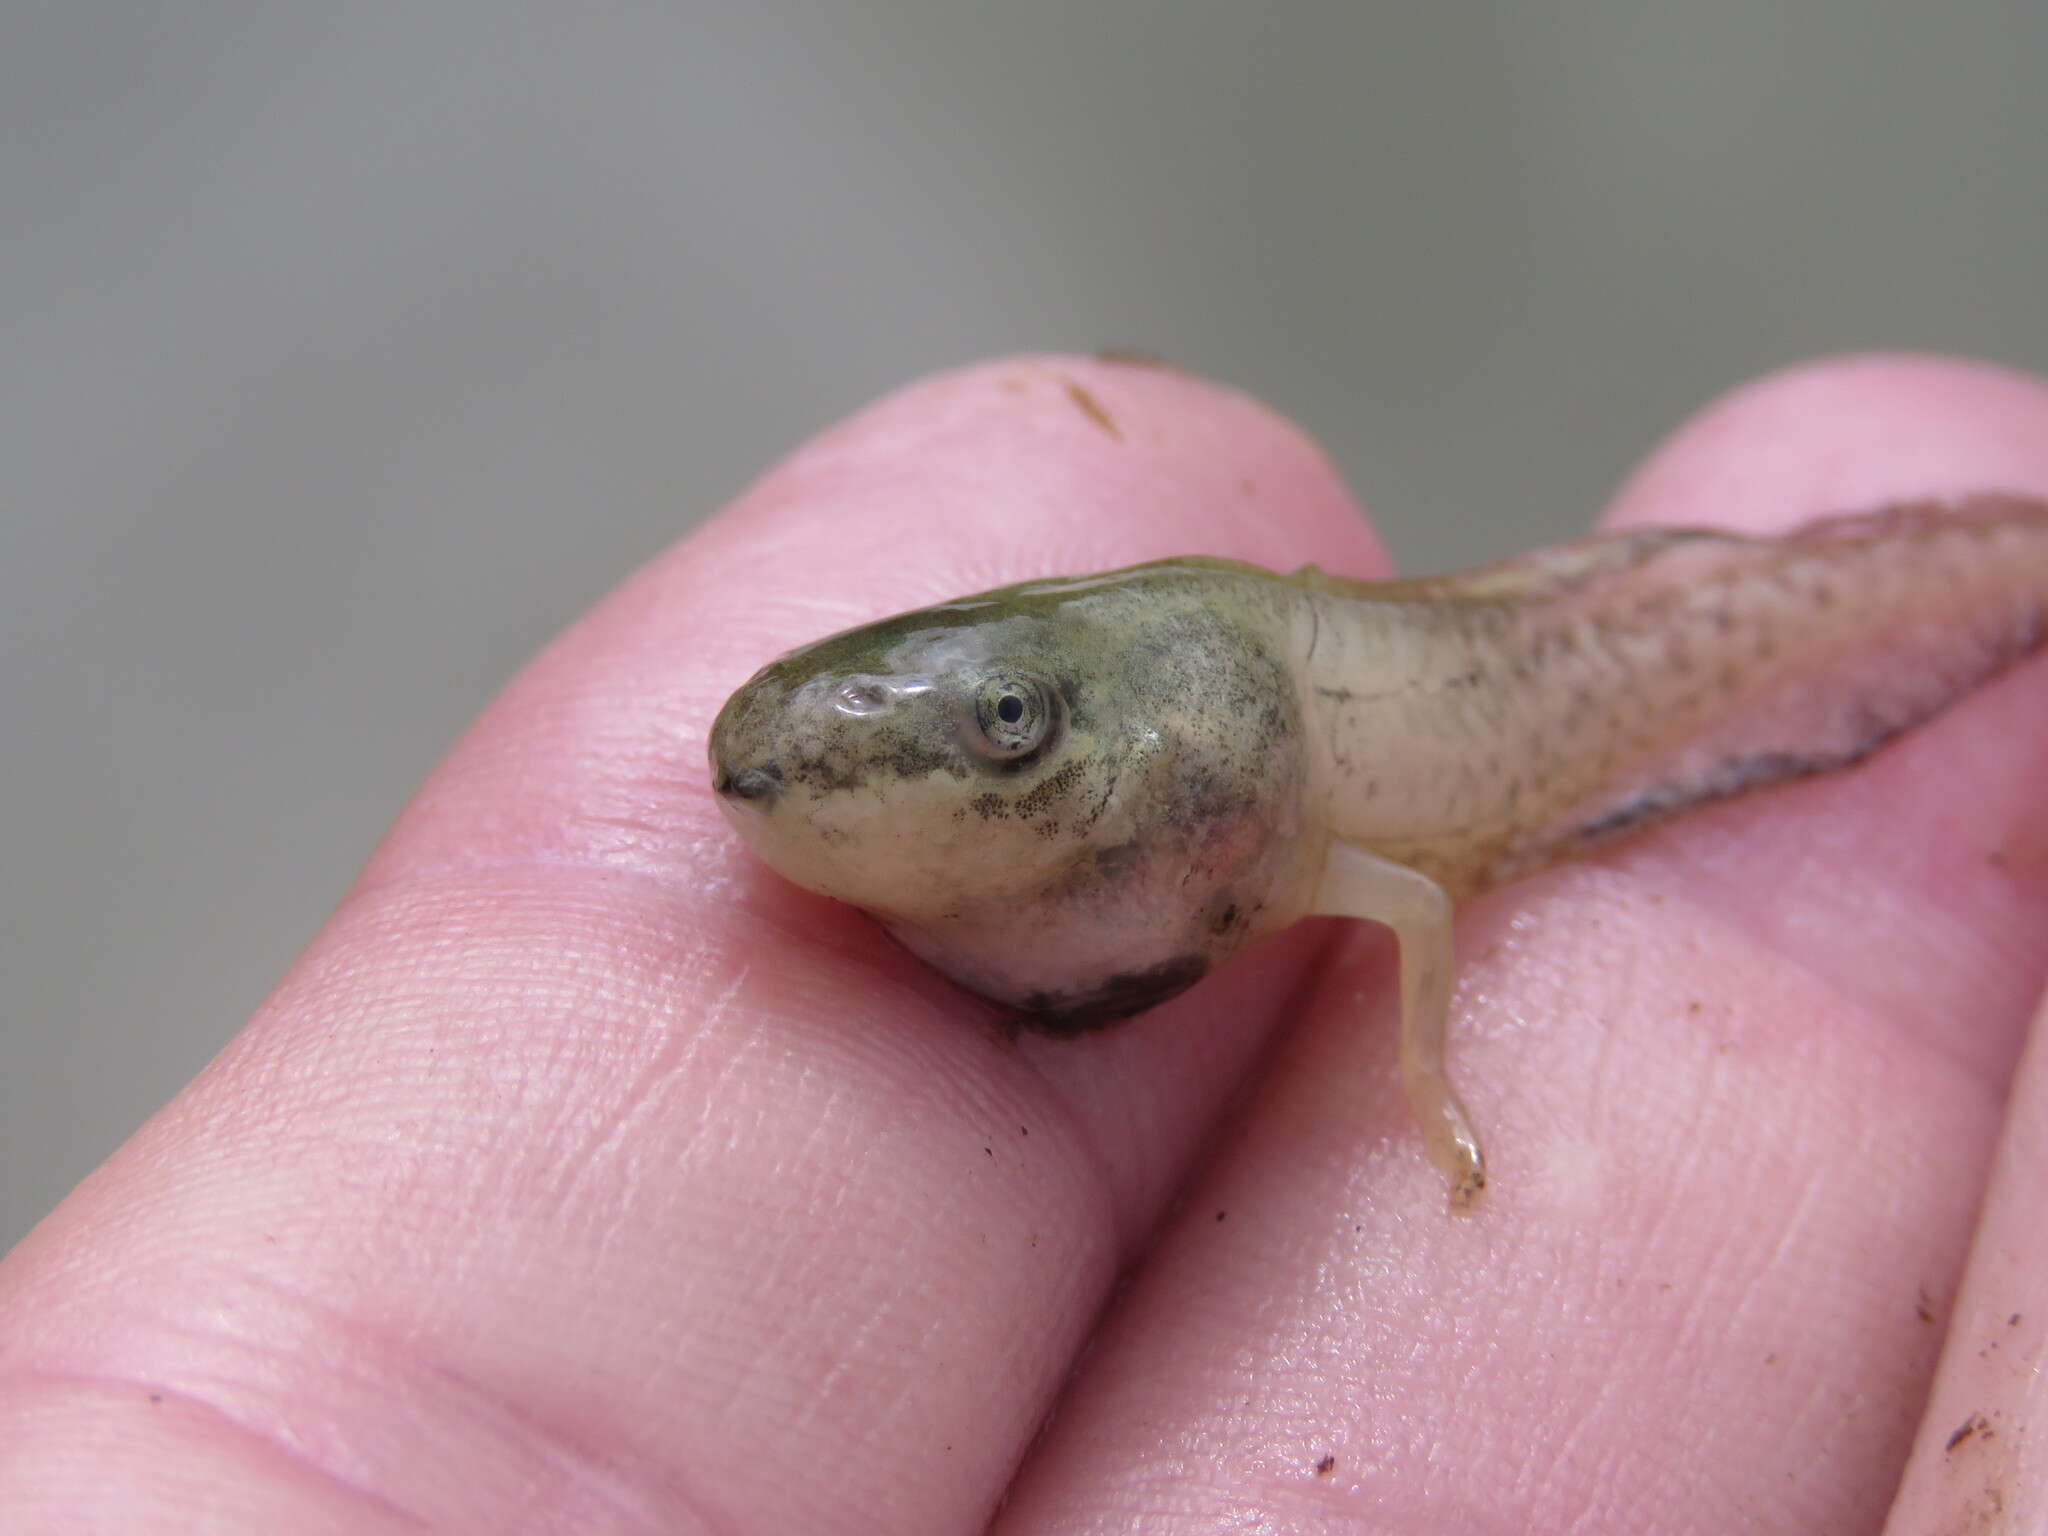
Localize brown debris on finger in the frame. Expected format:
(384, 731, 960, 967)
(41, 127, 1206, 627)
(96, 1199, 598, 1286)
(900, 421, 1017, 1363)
(1061, 376, 1123, 441)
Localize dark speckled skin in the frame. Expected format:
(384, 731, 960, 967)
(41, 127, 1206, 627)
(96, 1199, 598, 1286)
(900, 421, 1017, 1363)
(711, 497, 2048, 1029)
(709, 561, 1325, 1027)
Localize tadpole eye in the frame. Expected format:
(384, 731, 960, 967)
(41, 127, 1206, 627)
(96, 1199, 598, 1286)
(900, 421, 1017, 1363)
(970, 674, 1055, 759)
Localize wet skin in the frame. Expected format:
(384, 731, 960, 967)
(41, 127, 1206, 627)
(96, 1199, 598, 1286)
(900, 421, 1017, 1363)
(711, 497, 2048, 1202)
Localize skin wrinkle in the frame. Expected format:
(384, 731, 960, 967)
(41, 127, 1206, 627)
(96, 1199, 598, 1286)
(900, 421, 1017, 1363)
(0, 1373, 437, 1533)
(1644, 997, 1722, 1211)
(540, 1028, 693, 1232)
(12, 1282, 700, 1533)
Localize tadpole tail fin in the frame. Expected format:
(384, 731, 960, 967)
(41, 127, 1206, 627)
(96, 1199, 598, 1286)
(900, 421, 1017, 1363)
(1485, 494, 2048, 884)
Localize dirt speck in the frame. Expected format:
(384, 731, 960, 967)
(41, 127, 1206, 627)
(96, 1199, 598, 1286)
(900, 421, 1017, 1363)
(1215, 1210, 1227, 1222)
(1062, 377, 1123, 440)
(1917, 1286, 1936, 1324)
(1315, 1455, 1337, 1477)
(1946, 1413, 1992, 1453)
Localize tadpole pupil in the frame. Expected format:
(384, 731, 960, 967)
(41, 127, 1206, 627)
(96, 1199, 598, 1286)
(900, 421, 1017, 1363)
(996, 693, 1025, 724)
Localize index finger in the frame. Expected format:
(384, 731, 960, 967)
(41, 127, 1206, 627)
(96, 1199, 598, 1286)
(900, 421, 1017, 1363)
(0, 358, 1386, 1531)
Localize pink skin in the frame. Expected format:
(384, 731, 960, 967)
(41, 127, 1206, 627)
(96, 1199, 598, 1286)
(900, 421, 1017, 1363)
(1, 355, 2045, 1534)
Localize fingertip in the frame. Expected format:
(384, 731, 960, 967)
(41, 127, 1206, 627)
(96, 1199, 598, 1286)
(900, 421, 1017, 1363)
(1606, 351, 2048, 533)
(723, 352, 1383, 604)
(1588, 349, 2048, 1071)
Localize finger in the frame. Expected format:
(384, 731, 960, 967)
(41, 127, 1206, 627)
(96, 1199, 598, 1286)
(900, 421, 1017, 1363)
(0, 357, 1385, 1532)
(1604, 354, 2048, 1076)
(1885, 992, 2048, 1533)
(994, 354, 2048, 1533)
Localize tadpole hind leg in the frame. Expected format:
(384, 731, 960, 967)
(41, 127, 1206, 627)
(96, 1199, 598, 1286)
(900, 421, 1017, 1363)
(1313, 841, 1485, 1208)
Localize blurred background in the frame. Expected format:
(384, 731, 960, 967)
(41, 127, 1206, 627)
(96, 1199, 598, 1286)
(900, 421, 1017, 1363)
(5, 3, 2046, 1249)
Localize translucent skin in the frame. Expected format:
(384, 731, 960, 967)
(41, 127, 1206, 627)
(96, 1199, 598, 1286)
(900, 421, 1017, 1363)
(1295, 499, 2048, 892)
(712, 499, 2048, 1024)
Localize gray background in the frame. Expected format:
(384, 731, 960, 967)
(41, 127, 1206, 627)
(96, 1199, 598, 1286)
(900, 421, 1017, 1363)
(5, 3, 2046, 1250)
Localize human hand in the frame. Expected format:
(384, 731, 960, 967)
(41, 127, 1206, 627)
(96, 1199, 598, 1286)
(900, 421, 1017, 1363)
(3, 355, 2045, 1532)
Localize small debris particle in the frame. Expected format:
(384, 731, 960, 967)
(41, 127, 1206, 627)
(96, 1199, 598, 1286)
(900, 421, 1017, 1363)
(2011, 1312, 2024, 1327)
(148, 1393, 163, 1405)
(1946, 1414, 1992, 1453)
(1315, 1455, 1337, 1477)
(984, 1146, 994, 1158)
(1095, 348, 1176, 371)
(1763, 1354, 1778, 1366)
(1917, 1287, 1935, 1324)
(1020, 1125, 1029, 1136)
(1687, 1000, 1702, 1015)
(1215, 1210, 1228, 1223)
(1062, 377, 1123, 441)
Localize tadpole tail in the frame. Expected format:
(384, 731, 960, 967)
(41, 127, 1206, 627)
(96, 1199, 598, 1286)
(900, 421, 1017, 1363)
(1487, 494, 2048, 884)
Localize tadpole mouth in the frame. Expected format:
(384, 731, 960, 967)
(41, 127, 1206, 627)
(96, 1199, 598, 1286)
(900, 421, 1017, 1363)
(713, 761, 782, 807)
